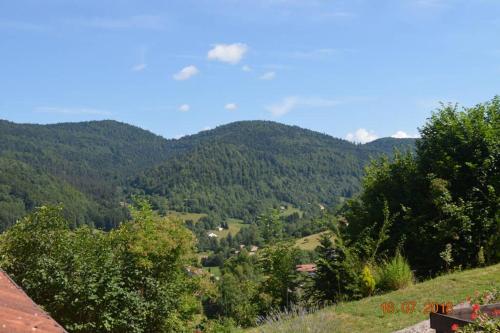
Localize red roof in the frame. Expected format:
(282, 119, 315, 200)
(0, 270, 67, 333)
(296, 264, 317, 273)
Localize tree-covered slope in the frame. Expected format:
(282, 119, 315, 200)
(0, 119, 172, 230)
(0, 119, 415, 230)
(131, 121, 416, 220)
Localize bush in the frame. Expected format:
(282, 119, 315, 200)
(256, 303, 340, 333)
(361, 265, 376, 296)
(376, 252, 414, 291)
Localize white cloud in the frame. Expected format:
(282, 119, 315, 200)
(345, 128, 378, 144)
(131, 63, 147, 72)
(69, 15, 165, 30)
(178, 104, 190, 112)
(266, 97, 298, 117)
(202, 126, 213, 131)
(35, 106, 111, 116)
(391, 130, 419, 139)
(225, 103, 238, 111)
(207, 43, 248, 64)
(242, 65, 252, 72)
(173, 65, 199, 80)
(266, 96, 339, 117)
(391, 131, 410, 138)
(260, 71, 276, 80)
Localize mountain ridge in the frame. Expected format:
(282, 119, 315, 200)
(0, 118, 416, 230)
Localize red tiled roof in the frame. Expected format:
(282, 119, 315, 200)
(296, 264, 317, 273)
(0, 270, 67, 333)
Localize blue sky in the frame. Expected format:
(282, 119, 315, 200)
(1, 0, 499, 142)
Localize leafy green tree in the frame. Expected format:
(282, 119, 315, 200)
(214, 252, 262, 327)
(259, 242, 301, 309)
(257, 210, 283, 243)
(0, 202, 203, 332)
(345, 97, 500, 275)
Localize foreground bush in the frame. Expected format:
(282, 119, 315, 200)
(255, 303, 339, 333)
(0, 203, 203, 333)
(376, 252, 414, 291)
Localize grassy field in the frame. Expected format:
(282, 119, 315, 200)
(166, 211, 244, 238)
(246, 263, 500, 333)
(279, 205, 303, 217)
(294, 231, 332, 251)
(210, 218, 245, 238)
(204, 266, 221, 277)
(166, 210, 207, 222)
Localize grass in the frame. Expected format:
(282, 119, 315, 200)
(294, 231, 332, 251)
(210, 218, 245, 238)
(279, 205, 303, 217)
(204, 266, 221, 277)
(166, 210, 207, 222)
(245, 263, 500, 333)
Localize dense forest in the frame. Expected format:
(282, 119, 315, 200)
(0, 120, 173, 229)
(131, 121, 415, 221)
(0, 119, 414, 231)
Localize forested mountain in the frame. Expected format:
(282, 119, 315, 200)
(0, 119, 415, 230)
(0, 119, 172, 230)
(131, 121, 415, 221)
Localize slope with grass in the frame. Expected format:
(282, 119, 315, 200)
(294, 231, 332, 251)
(247, 264, 500, 333)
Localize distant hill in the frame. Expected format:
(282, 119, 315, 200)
(363, 137, 417, 154)
(0, 119, 172, 230)
(0, 119, 415, 230)
(131, 121, 416, 221)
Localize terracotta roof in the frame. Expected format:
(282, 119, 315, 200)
(296, 264, 317, 273)
(0, 270, 67, 333)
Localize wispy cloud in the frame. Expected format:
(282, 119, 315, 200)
(266, 96, 340, 117)
(0, 19, 49, 31)
(225, 103, 238, 111)
(412, 0, 450, 8)
(320, 11, 354, 19)
(131, 46, 148, 72)
(292, 48, 339, 59)
(68, 15, 165, 30)
(178, 104, 190, 112)
(208, 43, 248, 64)
(35, 106, 112, 116)
(131, 63, 147, 72)
(242, 65, 252, 72)
(173, 65, 199, 80)
(260, 71, 276, 80)
(346, 128, 378, 143)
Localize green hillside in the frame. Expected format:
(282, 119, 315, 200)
(131, 121, 416, 221)
(0, 119, 414, 230)
(0, 119, 172, 230)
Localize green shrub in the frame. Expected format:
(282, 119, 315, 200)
(361, 265, 376, 296)
(376, 252, 414, 291)
(256, 303, 340, 333)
